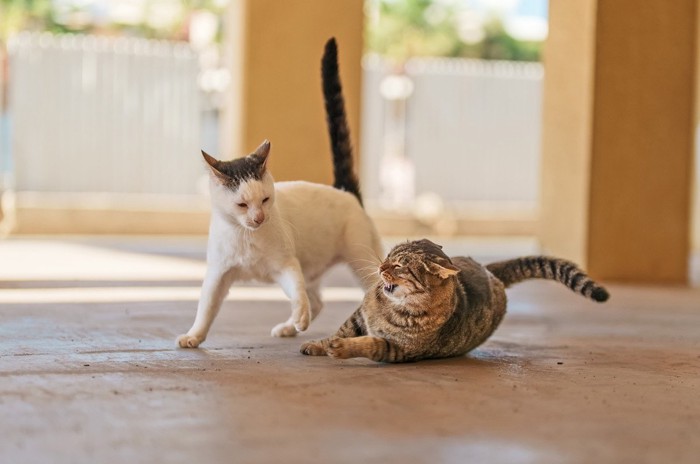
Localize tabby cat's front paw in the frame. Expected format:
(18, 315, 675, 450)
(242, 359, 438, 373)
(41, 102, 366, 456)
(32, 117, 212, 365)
(327, 339, 352, 359)
(177, 333, 204, 348)
(300, 340, 327, 356)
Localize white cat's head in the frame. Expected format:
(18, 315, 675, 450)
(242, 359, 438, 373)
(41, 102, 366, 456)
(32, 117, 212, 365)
(202, 140, 276, 231)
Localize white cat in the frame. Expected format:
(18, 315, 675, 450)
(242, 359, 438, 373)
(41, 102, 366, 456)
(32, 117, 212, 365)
(177, 38, 382, 347)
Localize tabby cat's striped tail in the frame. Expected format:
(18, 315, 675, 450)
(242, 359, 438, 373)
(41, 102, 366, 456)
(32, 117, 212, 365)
(321, 37, 362, 205)
(486, 256, 609, 303)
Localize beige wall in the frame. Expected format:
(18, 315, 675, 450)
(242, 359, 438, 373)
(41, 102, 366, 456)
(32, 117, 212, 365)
(540, 0, 697, 283)
(539, 0, 598, 267)
(588, 0, 696, 281)
(695, 0, 700, 252)
(221, 0, 364, 184)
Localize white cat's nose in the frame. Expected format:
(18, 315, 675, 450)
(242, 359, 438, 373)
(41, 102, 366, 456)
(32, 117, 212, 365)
(253, 212, 265, 225)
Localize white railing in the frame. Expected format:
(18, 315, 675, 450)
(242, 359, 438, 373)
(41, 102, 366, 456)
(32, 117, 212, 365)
(8, 33, 202, 195)
(360, 55, 543, 210)
(4, 36, 697, 248)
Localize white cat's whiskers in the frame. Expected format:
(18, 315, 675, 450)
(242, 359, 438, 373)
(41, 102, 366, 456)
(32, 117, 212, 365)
(277, 216, 297, 249)
(278, 215, 299, 233)
(242, 226, 252, 243)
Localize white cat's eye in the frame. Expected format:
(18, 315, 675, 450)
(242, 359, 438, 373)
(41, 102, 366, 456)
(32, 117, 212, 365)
(237, 202, 248, 208)
(262, 197, 270, 203)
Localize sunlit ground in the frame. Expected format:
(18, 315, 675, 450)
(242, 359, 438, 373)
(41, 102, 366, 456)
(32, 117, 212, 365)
(1, 234, 699, 464)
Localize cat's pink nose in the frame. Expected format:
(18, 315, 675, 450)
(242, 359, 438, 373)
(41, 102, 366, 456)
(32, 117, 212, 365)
(253, 212, 265, 224)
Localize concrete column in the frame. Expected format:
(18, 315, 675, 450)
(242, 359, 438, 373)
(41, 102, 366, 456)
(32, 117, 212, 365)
(221, 0, 364, 184)
(540, 0, 697, 283)
(694, 0, 700, 253)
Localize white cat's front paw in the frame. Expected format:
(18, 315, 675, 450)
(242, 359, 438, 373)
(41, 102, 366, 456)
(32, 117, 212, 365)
(271, 322, 298, 337)
(177, 333, 204, 348)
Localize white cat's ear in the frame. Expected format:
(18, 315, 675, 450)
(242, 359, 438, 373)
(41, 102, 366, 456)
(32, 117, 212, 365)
(426, 261, 460, 279)
(252, 139, 271, 170)
(201, 150, 230, 184)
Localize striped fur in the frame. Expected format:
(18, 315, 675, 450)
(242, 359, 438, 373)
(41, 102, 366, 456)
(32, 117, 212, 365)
(321, 37, 362, 205)
(486, 256, 609, 302)
(301, 239, 610, 363)
(300, 308, 367, 356)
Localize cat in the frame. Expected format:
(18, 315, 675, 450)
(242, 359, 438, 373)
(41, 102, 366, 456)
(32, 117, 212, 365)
(177, 38, 382, 348)
(301, 239, 609, 363)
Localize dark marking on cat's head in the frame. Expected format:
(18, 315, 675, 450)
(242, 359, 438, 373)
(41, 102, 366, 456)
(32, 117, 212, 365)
(202, 140, 271, 190)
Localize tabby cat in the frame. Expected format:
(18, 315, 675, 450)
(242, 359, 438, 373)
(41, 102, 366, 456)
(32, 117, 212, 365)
(301, 239, 609, 363)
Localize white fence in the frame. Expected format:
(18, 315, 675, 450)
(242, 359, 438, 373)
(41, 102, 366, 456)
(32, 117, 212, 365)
(6, 36, 696, 247)
(360, 55, 543, 210)
(8, 33, 202, 195)
(6, 39, 543, 206)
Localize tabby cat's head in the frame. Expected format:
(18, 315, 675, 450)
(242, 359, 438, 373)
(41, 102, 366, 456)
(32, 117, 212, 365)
(202, 140, 275, 230)
(378, 239, 460, 303)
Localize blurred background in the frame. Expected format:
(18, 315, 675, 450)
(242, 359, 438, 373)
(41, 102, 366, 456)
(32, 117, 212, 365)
(0, 0, 697, 284)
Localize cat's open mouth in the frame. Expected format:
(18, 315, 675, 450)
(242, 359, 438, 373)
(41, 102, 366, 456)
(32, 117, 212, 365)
(383, 283, 397, 294)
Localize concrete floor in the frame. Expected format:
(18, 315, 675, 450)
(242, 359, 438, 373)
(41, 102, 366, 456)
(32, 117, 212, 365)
(1, 237, 699, 464)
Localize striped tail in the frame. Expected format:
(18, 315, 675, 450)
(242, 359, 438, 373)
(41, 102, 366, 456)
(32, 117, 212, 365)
(486, 256, 610, 303)
(321, 37, 362, 205)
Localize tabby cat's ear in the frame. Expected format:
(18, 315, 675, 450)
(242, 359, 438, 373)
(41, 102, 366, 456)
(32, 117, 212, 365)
(201, 150, 230, 184)
(425, 260, 460, 279)
(251, 139, 271, 171)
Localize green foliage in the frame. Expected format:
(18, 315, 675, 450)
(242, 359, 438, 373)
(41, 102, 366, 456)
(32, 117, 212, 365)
(367, 0, 464, 61)
(476, 18, 541, 61)
(0, 0, 227, 44)
(0, 0, 57, 44)
(366, 0, 542, 62)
